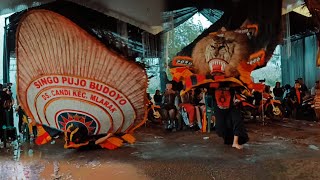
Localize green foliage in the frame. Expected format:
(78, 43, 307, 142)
(148, 76, 160, 94)
(251, 46, 282, 87)
(163, 16, 207, 81)
(165, 17, 205, 60)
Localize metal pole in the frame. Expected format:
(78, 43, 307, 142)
(205, 95, 212, 133)
(2, 17, 10, 84)
(261, 97, 265, 125)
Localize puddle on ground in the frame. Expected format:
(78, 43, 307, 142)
(1, 144, 149, 180)
(245, 154, 258, 163)
(0, 159, 150, 180)
(0, 160, 45, 180)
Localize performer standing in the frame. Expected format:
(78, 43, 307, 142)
(170, 0, 282, 147)
(212, 83, 249, 149)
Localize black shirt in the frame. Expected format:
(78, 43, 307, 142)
(273, 87, 284, 98)
(153, 94, 162, 104)
(300, 84, 308, 94)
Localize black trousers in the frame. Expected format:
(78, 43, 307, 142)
(0, 108, 16, 140)
(215, 106, 249, 145)
(0, 108, 4, 140)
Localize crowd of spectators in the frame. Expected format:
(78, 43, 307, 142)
(272, 78, 319, 119)
(149, 83, 208, 132)
(0, 83, 37, 147)
(149, 78, 320, 129)
(0, 83, 15, 143)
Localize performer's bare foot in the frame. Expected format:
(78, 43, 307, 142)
(232, 143, 243, 150)
(232, 135, 243, 150)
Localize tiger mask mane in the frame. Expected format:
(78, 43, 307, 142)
(192, 28, 252, 78)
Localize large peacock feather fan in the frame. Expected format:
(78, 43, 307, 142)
(16, 10, 148, 149)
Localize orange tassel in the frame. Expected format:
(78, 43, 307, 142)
(99, 137, 124, 150)
(35, 125, 52, 145)
(121, 134, 136, 144)
(99, 141, 119, 150)
(107, 137, 123, 147)
(202, 114, 207, 133)
(35, 132, 52, 145)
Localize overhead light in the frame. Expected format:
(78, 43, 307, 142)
(282, 0, 304, 15)
(293, 5, 312, 17)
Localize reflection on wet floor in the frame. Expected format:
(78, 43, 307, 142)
(0, 160, 45, 180)
(42, 160, 148, 180)
(0, 136, 34, 161)
(1, 121, 320, 180)
(0, 130, 155, 180)
(1, 142, 149, 180)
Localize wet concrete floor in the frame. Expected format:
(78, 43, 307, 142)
(1, 119, 320, 180)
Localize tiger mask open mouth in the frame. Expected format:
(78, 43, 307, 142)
(193, 28, 251, 78)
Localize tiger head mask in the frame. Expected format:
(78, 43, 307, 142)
(192, 27, 253, 78)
